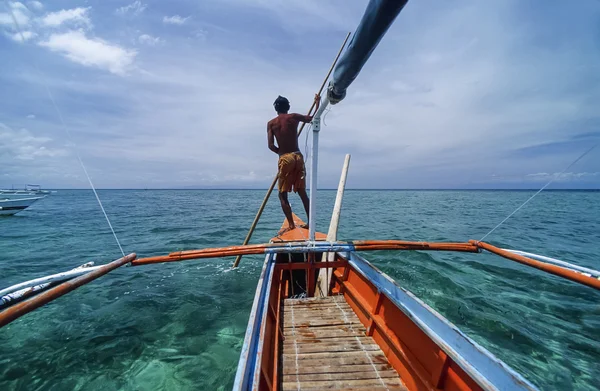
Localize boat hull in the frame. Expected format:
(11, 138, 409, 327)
(233, 216, 538, 391)
(0, 196, 45, 215)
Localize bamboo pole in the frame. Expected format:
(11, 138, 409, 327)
(473, 241, 600, 291)
(317, 154, 351, 296)
(134, 240, 479, 266)
(232, 32, 352, 269)
(0, 253, 136, 328)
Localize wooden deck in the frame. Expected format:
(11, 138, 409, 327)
(282, 295, 407, 390)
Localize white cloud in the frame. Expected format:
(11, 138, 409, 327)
(0, 2, 31, 27)
(526, 172, 599, 182)
(40, 7, 91, 28)
(116, 1, 146, 17)
(26, 114, 36, 119)
(7, 29, 36, 42)
(39, 30, 137, 75)
(139, 34, 163, 46)
(162, 15, 189, 25)
(28, 1, 43, 11)
(0, 123, 67, 161)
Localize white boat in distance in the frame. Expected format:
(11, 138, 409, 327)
(0, 185, 51, 197)
(0, 196, 45, 216)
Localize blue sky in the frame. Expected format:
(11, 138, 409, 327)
(0, 0, 599, 189)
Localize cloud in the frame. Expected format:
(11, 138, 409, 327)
(7, 29, 36, 42)
(0, 2, 31, 27)
(162, 15, 189, 25)
(0, 123, 67, 161)
(526, 172, 599, 182)
(138, 33, 163, 46)
(39, 29, 137, 75)
(116, 1, 146, 17)
(26, 114, 36, 119)
(40, 7, 91, 28)
(28, 1, 43, 11)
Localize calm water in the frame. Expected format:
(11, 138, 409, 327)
(1, 190, 599, 390)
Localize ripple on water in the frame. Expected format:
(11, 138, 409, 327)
(0, 190, 599, 390)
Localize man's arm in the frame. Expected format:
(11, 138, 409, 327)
(267, 123, 279, 154)
(293, 113, 313, 123)
(292, 95, 321, 123)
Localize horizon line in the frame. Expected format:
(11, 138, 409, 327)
(16, 188, 600, 191)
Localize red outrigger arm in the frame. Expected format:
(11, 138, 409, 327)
(130, 240, 600, 291)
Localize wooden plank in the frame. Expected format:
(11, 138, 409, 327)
(284, 302, 349, 309)
(284, 319, 363, 328)
(283, 350, 388, 363)
(282, 377, 405, 390)
(284, 369, 400, 382)
(283, 342, 380, 355)
(285, 327, 366, 340)
(282, 363, 393, 376)
(284, 306, 351, 314)
(284, 295, 345, 304)
(283, 335, 373, 346)
(284, 307, 352, 315)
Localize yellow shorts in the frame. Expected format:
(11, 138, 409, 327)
(278, 152, 306, 193)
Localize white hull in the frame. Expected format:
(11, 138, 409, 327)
(0, 196, 45, 215)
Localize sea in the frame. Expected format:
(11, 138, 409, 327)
(1, 190, 599, 391)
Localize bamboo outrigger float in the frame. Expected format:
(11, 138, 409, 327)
(2, 0, 599, 390)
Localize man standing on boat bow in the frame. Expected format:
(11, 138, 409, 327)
(267, 95, 319, 231)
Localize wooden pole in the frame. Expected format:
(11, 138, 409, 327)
(473, 241, 600, 291)
(0, 253, 136, 328)
(317, 154, 351, 296)
(232, 32, 352, 269)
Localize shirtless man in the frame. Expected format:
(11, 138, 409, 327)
(267, 95, 319, 230)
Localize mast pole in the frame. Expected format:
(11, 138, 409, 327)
(308, 97, 330, 241)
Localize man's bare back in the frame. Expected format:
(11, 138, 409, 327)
(267, 113, 312, 155)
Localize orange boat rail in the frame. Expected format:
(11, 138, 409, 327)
(130, 240, 600, 292)
(131, 240, 479, 266)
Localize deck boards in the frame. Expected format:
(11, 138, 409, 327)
(282, 295, 407, 391)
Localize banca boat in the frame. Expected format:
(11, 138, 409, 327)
(1, 1, 599, 390)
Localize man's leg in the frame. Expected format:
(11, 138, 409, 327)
(297, 188, 310, 225)
(279, 191, 295, 229)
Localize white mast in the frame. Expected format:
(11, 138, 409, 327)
(308, 97, 330, 241)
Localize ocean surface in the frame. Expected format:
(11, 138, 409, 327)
(1, 190, 599, 391)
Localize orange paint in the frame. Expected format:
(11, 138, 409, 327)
(330, 259, 485, 391)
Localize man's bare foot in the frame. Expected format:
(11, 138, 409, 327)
(300, 223, 309, 229)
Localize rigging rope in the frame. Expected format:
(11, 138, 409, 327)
(5, 1, 125, 257)
(478, 143, 597, 242)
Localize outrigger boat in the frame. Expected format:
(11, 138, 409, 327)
(1, 1, 599, 390)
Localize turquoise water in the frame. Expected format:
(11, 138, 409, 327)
(1, 190, 599, 390)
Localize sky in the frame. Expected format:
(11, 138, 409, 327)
(0, 0, 599, 189)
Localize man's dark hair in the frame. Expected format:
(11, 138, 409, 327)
(274, 95, 290, 113)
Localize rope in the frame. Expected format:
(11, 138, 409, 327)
(5, 1, 125, 257)
(479, 144, 597, 242)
